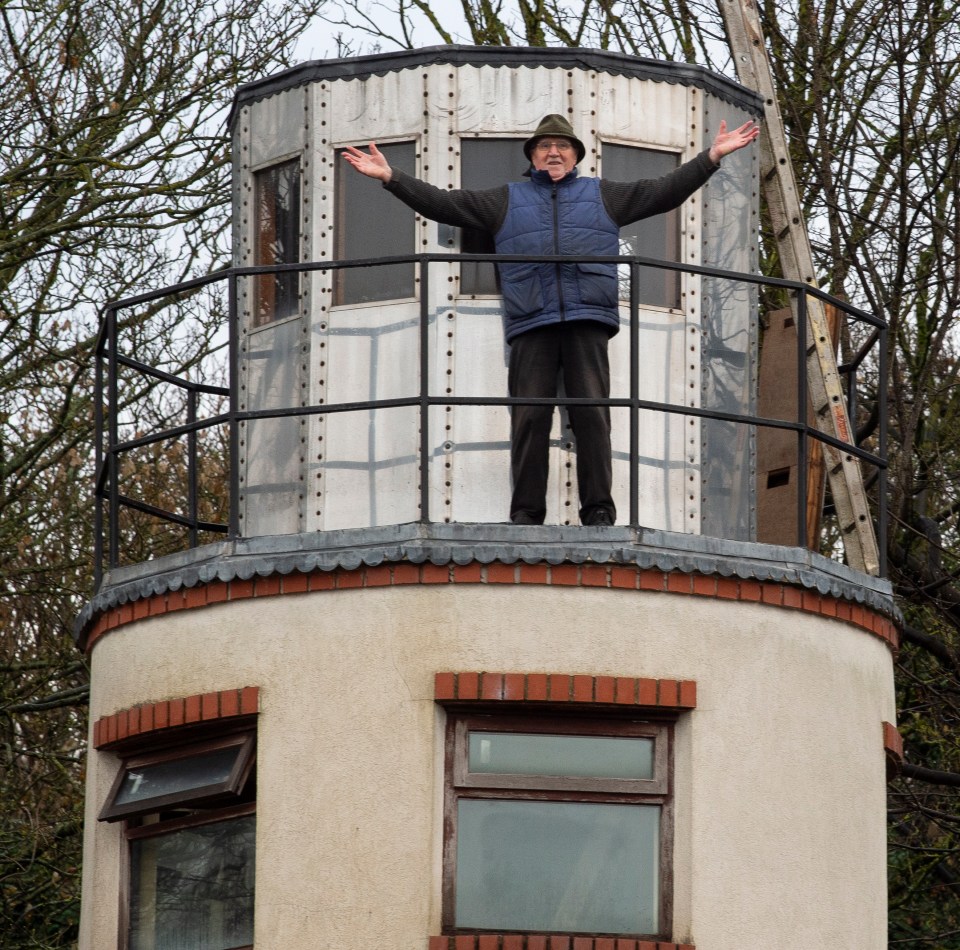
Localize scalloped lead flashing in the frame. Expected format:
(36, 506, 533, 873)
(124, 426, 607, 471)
(75, 522, 897, 649)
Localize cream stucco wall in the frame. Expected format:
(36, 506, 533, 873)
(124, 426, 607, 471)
(79, 583, 894, 950)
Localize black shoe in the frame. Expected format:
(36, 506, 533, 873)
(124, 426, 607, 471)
(511, 512, 541, 525)
(583, 510, 614, 526)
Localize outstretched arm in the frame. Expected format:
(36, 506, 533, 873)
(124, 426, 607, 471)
(343, 142, 393, 182)
(343, 141, 507, 232)
(708, 119, 760, 164)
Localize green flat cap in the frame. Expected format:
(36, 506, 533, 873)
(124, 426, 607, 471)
(523, 113, 586, 164)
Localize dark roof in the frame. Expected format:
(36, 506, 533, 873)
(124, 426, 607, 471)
(228, 44, 764, 129)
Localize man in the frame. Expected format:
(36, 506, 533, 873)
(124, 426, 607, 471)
(344, 113, 759, 526)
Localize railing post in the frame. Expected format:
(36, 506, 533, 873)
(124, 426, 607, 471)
(629, 259, 640, 528)
(796, 291, 809, 550)
(107, 307, 120, 570)
(187, 388, 199, 549)
(419, 257, 431, 523)
(228, 269, 241, 540)
(878, 324, 888, 576)
(94, 319, 105, 590)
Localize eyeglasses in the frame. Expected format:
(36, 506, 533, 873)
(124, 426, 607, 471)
(534, 140, 574, 152)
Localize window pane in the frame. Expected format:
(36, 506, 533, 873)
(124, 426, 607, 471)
(334, 142, 416, 305)
(255, 159, 301, 326)
(602, 146, 680, 308)
(468, 732, 653, 779)
(114, 745, 241, 809)
(456, 800, 659, 934)
(130, 815, 255, 950)
(460, 139, 528, 295)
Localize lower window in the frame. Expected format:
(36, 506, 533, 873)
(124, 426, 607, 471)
(128, 812, 255, 950)
(100, 732, 256, 950)
(443, 713, 671, 937)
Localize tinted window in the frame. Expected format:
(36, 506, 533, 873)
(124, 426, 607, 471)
(254, 160, 301, 326)
(460, 138, 527, 295)
(602, 145, 680, 308)
(445, 715, 670, 937)
(129, 815, 256, 950)
(334, 142, 416, 305)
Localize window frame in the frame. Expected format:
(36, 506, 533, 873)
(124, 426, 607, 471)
(442, 711, 674, 938)
(332, 139, 419, 308)
(102, 729, 258, 950)
(122, 805, 257, 950)
(599, 141, 682, 311)
(253, 157, 302, 328)
(100, 731, 256, 823)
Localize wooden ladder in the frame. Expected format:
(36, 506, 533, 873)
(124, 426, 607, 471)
(718, 0, 880, 575)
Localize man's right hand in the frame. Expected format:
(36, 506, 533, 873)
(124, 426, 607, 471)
(342, 142, 393, 182)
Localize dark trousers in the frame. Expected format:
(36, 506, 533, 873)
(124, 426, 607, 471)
(508, 322, 616, 524)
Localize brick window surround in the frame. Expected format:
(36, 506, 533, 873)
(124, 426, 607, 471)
(429, 939, 694, 950)
(435, 671, 696, 709)
(434, 671, 694, 950)
(93, 686, 260, 751)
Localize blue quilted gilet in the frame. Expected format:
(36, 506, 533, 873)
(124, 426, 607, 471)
(494, 169, 621, 343)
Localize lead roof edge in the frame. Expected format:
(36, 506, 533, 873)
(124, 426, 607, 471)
(75, 523, 898, 650)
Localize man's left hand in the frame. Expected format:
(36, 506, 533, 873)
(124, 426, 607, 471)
(708, 119, 761, 164)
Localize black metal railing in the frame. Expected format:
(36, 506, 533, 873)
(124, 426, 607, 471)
(93, 253, 888, 589)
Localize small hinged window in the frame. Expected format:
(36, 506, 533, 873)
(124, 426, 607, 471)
(452, 715, 668, 794)
(99, 732, 256, 823)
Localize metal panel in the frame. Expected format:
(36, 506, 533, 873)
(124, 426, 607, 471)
(452, 64, 570, 139)
(609, 310, 690, 532)
(444, 304, 512, 524)
(328, 69, 429, 144)
(240, 318, 305, 536)
(248, 90, 307, 170)
(234, 86, 310, 538)
(700, 97, 760, 541)
(318, 301, 423, 530)
(595, 71, 690, 151)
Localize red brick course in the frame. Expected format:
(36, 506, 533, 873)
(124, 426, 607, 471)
(428, 939, 694, 950)
(93, 686, 260, 750)
(883, 720, 904, 768)
(435, 672, 697, 710)
(82, 563, 899, 655)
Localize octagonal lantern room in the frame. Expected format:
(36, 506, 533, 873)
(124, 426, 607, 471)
(229, 46, 761, 538)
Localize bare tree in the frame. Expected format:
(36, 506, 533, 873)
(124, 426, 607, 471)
(0, 0, 324, 944)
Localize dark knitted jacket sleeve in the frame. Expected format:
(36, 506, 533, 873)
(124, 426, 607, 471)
(600, 149, 720, 227)
(384, 169, 508, 233)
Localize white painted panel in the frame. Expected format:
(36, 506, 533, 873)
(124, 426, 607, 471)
(327, 71, 426, 144)
(240, 317, 304, 536)
(595, 73, 691, 150)
(609, 308, 689, 530)
(248, 89, 307, 168)
(442, 304, 511, 523)
(453, 64, 571, 138)
(313, 301, 423, 529)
